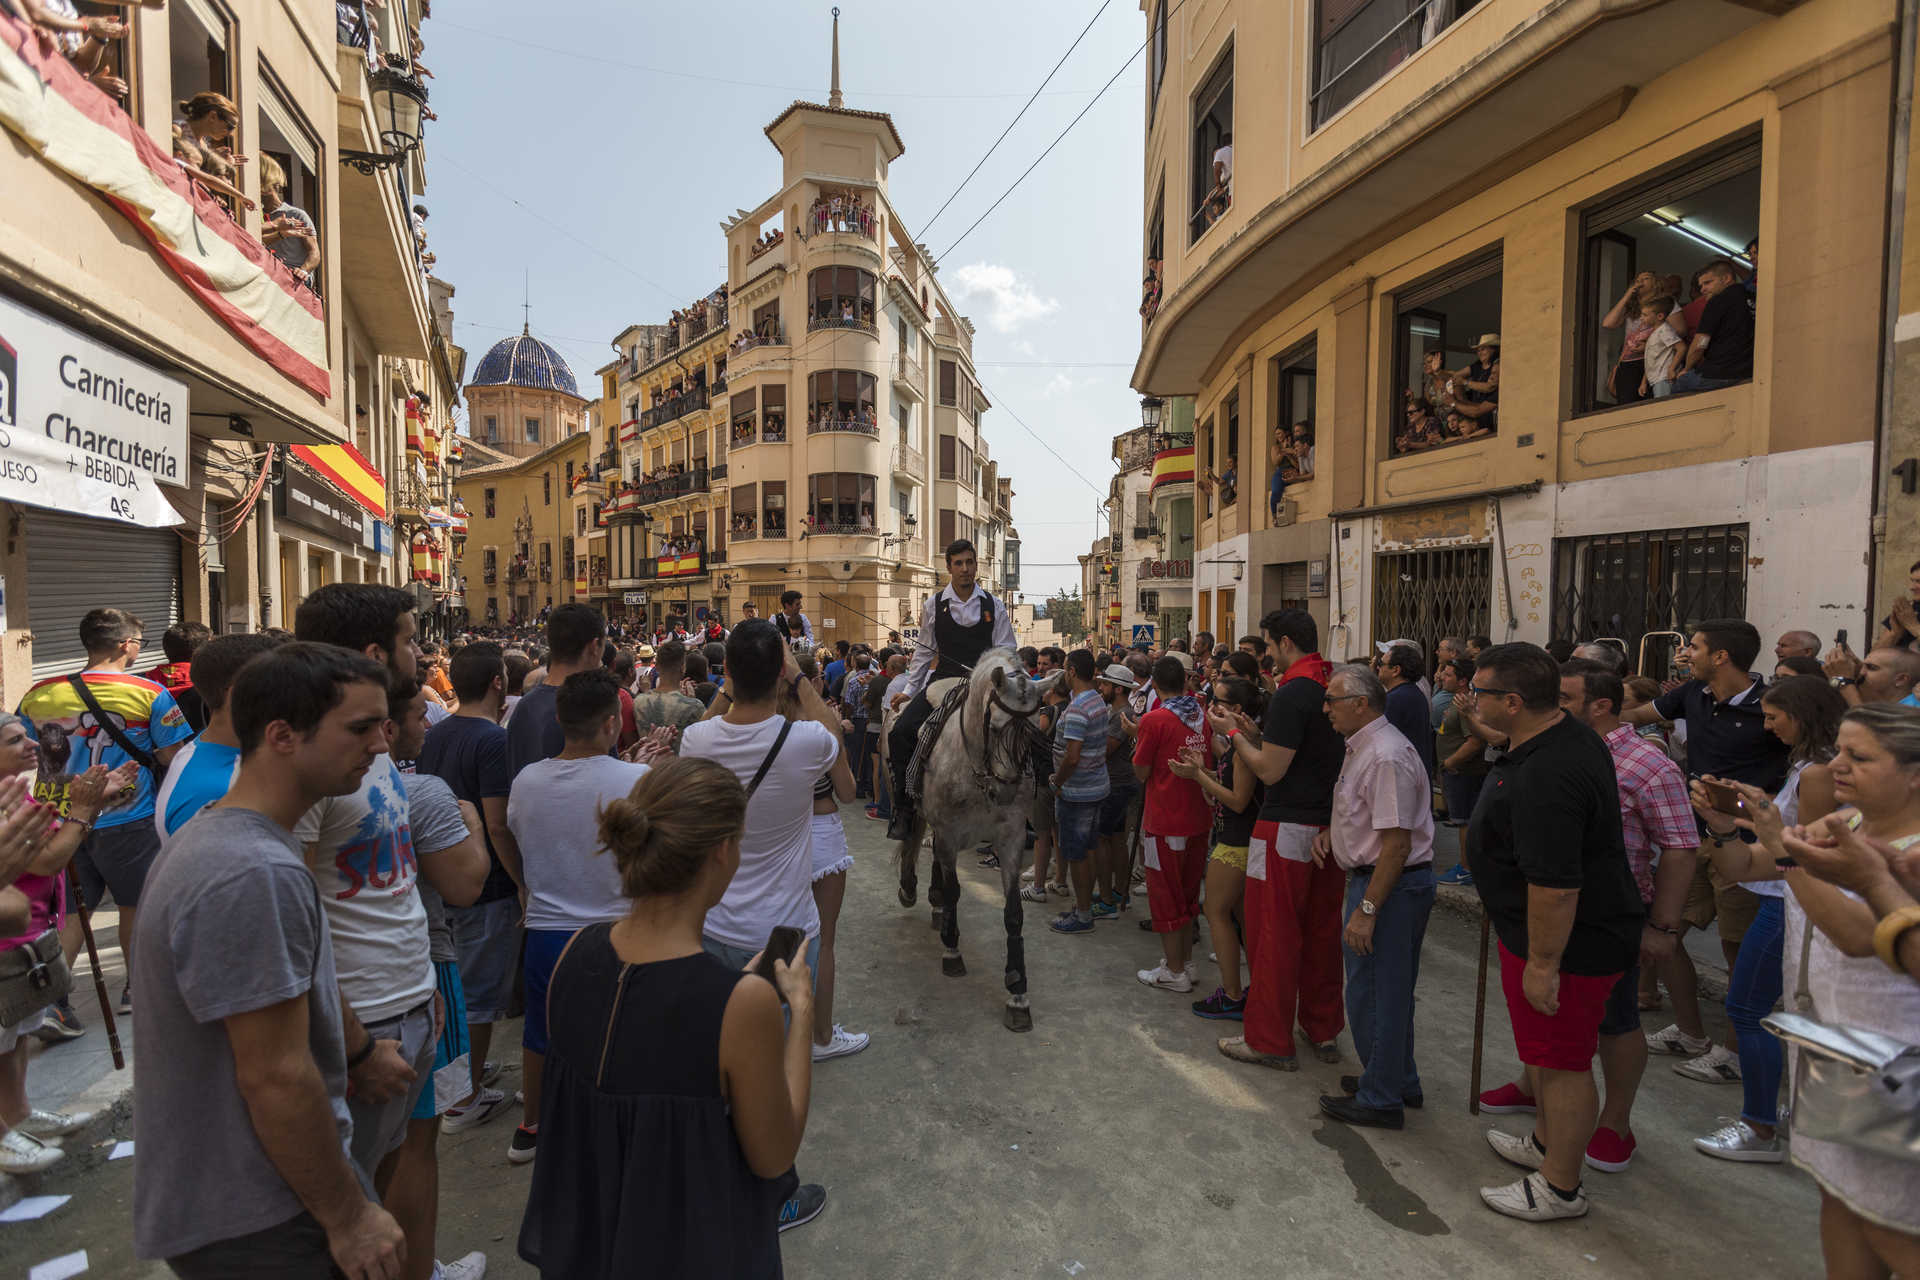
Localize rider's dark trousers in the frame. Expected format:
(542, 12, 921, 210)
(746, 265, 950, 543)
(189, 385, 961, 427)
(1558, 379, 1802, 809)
(888, 688, 936, 811)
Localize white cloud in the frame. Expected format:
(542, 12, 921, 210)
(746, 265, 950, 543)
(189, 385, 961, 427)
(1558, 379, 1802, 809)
(949, 262, 1059, 333)
(1041, 373, 1074, 397)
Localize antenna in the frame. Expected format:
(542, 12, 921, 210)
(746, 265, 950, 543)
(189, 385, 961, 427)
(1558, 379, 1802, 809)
(521, 270, 530, 335)
(829, 7, 843, 109)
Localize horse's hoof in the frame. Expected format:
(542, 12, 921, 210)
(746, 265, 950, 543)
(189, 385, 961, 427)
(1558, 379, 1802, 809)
(942, 955, 967, 978)
(1003, 1005, 1033, 1033)
(898, 884, 916, 908)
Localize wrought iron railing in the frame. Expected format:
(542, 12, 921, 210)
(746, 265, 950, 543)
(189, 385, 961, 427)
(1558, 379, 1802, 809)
(639, 386, 712, 430)
(807, 313, 878, 335)
(808, 414, 879, 437)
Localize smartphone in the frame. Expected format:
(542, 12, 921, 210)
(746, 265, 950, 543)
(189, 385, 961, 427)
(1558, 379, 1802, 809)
(1699, 779, 1746, 817)
(1836, 629, 1848, 649)
(752, 925, 806, 998)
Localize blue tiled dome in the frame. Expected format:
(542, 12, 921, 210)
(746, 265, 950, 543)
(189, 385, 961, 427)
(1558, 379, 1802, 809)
(469, 329, 580, 396)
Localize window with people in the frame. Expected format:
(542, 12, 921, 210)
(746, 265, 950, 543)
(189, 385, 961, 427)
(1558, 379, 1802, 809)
(17, 0, 140, 101)
(1201, 392, 1240, 508)
(761, 481, 787, 538)
(1579, 138, 1759, 413)
(806, 370, 878, 434)
(1141, 192, 1165, 322)
(730, 485, 758, 539)
(255, 80, 322, 292)
(807, 267, 877, 333)
(1392, 250, 1502, 457)
(1268, 340, 1317, 519)
(1189, 44, 1232, 243)
(806, 474, 879, 535)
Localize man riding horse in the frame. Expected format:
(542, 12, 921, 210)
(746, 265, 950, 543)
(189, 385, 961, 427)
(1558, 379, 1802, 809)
(887, 538, 1018, 840)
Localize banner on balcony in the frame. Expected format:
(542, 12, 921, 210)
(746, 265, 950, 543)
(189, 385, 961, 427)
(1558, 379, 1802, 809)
(657, 553, 701, 578)
(292, 443, 387, 519)
(1149, 446, 1194, 492)
(0, 11, 330, 399)
(574, 572, 588, 596)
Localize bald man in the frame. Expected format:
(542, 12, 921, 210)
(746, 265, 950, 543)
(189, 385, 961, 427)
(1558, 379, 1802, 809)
(1827, 644, 1920, 708)
(1773, 630, 1821, 662)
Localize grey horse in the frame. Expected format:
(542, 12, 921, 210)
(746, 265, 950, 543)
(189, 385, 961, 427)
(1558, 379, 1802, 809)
(882, 648, 1061, 1031)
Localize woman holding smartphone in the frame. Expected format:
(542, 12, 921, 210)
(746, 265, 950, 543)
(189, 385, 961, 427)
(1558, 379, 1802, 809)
(1687, 675, 1844, 1164)
(518, 757, 813, 1278)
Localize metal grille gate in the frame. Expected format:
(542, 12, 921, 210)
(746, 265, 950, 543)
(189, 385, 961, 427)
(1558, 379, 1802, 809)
(1372, 546, 1491, 663)
(1550, 524, 1748, 665)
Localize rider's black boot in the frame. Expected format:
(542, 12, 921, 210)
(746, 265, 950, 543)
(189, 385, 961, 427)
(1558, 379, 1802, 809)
(886, 799, 914, 842)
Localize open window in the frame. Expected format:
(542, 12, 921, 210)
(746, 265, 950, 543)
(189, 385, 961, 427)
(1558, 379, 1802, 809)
(731, 483, 758, 540)
(1269, 338, 1318, 482)
(255, 66, 323, 293)
(1148, 0, 1168, 125)
(808, 474, 878, 534)
(170, 0, 233, 101)
(1142, 183, 1165, 322)
(1391, 248, 1502, 457)
(807, 267, 877, 332)
(762, 481, 787, 538)
(761, 385, 787, 442)
(807, 370, 878, 433)
(1575, 135, 1760, 413)
(1188, 44, 1233, 244)
(1311, 0, 1482, 130)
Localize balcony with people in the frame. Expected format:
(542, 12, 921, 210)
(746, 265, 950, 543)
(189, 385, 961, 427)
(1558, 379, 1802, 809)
(802, 474, 882, 540)
(806, 188, 879, 243)
(806, 267, 878, 336)
(662, 288, 729, 355)
(631, 463, 713, 508)
(639, 382, 713, 430)
(808, 370, 880, 436)
(727, 480, 789, 543)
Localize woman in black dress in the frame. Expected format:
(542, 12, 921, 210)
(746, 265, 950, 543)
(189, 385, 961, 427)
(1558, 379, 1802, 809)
(518, 756, 815, 1278)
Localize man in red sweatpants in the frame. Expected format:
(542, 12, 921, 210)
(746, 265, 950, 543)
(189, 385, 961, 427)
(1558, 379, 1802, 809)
(1131, 656, 1214, 991)
(1212, 608, 1348, 1069)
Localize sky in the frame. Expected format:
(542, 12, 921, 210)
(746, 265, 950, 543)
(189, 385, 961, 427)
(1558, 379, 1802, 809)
(422, 0, 1148, 602)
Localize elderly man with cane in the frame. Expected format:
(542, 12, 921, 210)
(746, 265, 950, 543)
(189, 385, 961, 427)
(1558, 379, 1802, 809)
(1314, 666, 1436, 1128)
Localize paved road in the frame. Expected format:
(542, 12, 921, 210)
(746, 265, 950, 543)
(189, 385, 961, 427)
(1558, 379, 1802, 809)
(1, 802, 1821, 1278)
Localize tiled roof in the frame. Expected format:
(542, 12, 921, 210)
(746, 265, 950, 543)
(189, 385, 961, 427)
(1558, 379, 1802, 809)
(468, 330, 582, 397)
(763, 100, 905, 157)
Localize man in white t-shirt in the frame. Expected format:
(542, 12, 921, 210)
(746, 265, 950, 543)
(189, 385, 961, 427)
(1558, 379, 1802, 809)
(504, 669, 649, 1166)
(680, 617, 841, 1233)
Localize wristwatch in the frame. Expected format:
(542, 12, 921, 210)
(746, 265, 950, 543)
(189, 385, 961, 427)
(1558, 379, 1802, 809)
(1358, 898, 1377, 917)
(1830, 676, 1855, 689)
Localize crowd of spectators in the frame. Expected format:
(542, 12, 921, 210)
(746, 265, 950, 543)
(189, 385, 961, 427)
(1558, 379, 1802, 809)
(809, 191, 875, 239)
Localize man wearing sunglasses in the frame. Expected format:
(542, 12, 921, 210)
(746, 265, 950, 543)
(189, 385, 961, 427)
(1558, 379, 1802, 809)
(1462, 643, 1642, 1223)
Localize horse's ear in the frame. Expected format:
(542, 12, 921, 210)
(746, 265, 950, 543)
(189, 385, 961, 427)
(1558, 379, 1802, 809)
(991, 666, 1006, 689)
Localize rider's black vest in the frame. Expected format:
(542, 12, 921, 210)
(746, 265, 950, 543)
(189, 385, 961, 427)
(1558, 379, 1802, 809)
(933, 591, 995, 681)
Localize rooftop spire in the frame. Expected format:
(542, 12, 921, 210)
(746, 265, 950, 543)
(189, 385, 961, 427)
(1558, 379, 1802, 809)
(828, 6, 843, 109)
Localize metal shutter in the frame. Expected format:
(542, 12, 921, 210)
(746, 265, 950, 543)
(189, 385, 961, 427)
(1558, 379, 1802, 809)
(27, 511, 182, 680)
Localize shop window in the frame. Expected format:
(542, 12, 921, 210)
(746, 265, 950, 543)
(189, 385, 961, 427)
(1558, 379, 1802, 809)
(1575, 136, 1761, 414)
(1188, 44, 1232, 244)
(808, 474, 878, 534)
(1550, 524, 1749, 676)
(1391, 248, 1502, 457)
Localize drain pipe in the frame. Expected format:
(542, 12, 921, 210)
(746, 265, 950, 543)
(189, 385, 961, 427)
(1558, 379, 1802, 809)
(1873, 0, 1917, 628)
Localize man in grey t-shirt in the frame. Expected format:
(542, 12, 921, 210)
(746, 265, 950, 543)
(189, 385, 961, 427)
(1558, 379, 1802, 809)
(132, 644, 404, 1278)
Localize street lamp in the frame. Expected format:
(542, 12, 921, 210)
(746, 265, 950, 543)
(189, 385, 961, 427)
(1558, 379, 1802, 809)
(341, 66, 428, 174)
(1139, 396, 1164, 434)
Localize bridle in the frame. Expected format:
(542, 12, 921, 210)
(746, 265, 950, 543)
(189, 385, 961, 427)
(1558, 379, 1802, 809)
(965, 676, 1043, 787)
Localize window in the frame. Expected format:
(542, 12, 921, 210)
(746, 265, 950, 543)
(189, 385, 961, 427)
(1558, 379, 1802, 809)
(565, 459, 574, 489)
(1148, 1, 1168, 123)
(711, 503, 727, 554)
(255, 67, 322, 289)
(806, 370, 879, 433)
(1373, 546, 1491, 664)
(484, 488, 496, 518)
(1219, 392, 1240, 505)
(751, 299, 782, 340)
(939, 360, 958, 406)
(808, 474, 878, 534)
(576, 507, 587, 535)
(1550, 524, 1748, 676)
(939, 434, 957, 479)
(1575, 136, 1760, 413)
(762, 385, 787, 441)
(1312, 0, 1481, 131)
(1189, 45, 1233, 244)
(1269, 338, 1318, 482)
(807, 267, 878, 331)
(170, 0, 232, 109)
(1392, 248, 1502, 457)
(731, 483, 757, 538)
(939, 507, 956, 547)
(543, 473, 551, 505)
(483, 547, 497, 577)
(525, 417, 541, 443)
(484, 415, 497, 442)
(731, 390, 756, 445)
(762, 481, 787, 537)
(897, 404, 911, 447)
(1143, 187, 1165, 321)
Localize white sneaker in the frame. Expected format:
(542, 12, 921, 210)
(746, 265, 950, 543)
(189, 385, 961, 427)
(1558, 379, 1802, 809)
(1183, 960, 1200, 985)
(1480, 1170, 1589, 1222)
(435, 1251, 488, 1280)
(0, 1128, 63, 1174)
(442, 1087, 509, 1133)
(16, 1108, 93, 1139)
(1136, 963, 1193, 993)
(811, 1025, 871, 1062)
(1694, 1117, 1786, 1163)
(1645, 1023, 1712, 1056)
(1486, 1127, 1546, 1171)
(1674, 1043, 1742, 1083)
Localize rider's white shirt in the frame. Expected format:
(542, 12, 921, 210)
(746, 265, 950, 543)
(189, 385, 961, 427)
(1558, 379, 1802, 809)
(899, 583, 1018, 702)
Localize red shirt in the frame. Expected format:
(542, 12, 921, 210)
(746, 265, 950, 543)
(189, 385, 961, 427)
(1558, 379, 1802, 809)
(1133, 704, 1213, 837)
(145, 660, 193, 694)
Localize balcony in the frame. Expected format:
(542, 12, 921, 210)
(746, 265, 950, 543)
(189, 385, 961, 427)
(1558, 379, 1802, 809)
(603, 488, 644, 522)
(728, 416, 790, 447)
(806, 313, 878, 337)
(809, 413, 880, 438)
(802, 519, 881, 538)
(619, 419, 642, 447)
(893, 351, 925, 402)
(748, 231, 787, 262)
(335, 47, 431, 360)
(892, 444, 925, 486)
(1149, 444, 1195, 494)
(634, 467, 712, 507)
(897, 536, 927, 565)
(653, 546, 707, 578)
(639, 387, 712, 430)
(482, 569, 497, 585)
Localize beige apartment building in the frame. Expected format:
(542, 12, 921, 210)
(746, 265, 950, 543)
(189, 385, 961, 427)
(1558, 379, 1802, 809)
(1136, 0, 1911, 666)
(0, 0, 455, 695)
(597, 20, 1021, 645)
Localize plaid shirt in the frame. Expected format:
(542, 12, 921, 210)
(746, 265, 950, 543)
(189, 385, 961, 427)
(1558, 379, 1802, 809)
(1604, 723, 1698, 904)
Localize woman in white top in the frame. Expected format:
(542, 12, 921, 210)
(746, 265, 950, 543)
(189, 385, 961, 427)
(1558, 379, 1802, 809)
(1689, 675, 1844, 1162)
(1735, 705, 1920, 1277)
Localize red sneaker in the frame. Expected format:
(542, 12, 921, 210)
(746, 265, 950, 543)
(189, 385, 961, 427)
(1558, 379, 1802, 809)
(1585, 1125, 1636, 1173)
(1478, 1082, 1538, 1115)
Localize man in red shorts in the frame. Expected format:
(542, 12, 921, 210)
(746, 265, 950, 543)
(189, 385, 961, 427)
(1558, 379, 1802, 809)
(1463, 643, 1643, 1221)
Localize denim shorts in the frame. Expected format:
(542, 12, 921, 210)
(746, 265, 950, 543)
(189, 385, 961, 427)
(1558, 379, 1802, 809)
(447, 895, 522, 1023)
(1097, 784, 1136, 835)
(1054, 797, 1102, 864)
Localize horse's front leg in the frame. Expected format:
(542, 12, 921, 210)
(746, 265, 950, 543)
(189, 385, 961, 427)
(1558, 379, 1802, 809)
(937, 845, 965, 977)
(998, 806, 1032, 1030)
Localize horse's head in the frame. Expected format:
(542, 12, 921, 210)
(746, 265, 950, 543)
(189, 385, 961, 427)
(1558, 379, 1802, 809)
(974, 647, 1061, 721)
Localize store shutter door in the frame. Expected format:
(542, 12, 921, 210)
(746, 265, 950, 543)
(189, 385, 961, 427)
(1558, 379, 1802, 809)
(27, 512, 182, 680)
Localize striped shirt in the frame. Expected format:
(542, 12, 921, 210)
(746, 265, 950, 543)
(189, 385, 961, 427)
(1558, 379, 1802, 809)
(1054, 688, 1111, 803)
(1604, 723, 1698, 905)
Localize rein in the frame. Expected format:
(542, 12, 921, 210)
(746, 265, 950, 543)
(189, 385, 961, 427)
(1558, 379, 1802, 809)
(966, 683, 1041, 787)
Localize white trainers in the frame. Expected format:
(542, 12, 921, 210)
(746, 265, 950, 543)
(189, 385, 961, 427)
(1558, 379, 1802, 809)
(1486, 1127, 1546, 1171)
(1694, 1117, 1786, 1163)
(1674, 1043, 1742, 1083)
(811, 1025, 871, 1062)
(1183, 959, 1200, 986)
(16, 1108, 93, 1139)
(435, 1251, 488, 1279)
(1137, 963, 1193, 993)
(1480, 1170, 1589, 1222)
(0, 1128, 64, 1174)
(442, 1087, 509, 1133)
(1645, 1023, 1713, 1056)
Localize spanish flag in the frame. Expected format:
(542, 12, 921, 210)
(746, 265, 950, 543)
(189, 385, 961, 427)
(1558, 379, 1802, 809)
(657, 553, 701, 577)
(293, 443, 387, 519)
(1149, 445, 1193, 492)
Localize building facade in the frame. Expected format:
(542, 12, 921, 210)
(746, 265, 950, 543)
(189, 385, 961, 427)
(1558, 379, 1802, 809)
(1136, 0, 1905, 668)
(0, 0, 447, 695)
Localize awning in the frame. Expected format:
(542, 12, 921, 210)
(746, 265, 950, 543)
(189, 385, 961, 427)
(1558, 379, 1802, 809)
(293, 442, 387, 518)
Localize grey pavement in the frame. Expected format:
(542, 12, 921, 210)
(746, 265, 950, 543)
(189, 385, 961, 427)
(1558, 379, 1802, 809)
(0, 805, 1810, 1278)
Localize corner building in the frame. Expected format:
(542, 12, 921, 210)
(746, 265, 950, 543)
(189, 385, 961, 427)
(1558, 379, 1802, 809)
(1135, 0, 1897, 664)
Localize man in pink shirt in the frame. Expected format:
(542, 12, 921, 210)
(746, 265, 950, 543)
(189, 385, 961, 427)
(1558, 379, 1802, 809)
(1313, 665, 1435, 1129)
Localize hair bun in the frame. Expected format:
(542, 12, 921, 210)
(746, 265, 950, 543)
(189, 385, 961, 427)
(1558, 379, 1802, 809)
(599, 798, 652, 853)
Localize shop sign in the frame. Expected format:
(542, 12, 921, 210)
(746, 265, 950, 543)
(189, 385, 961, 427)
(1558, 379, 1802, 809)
(276, 463, 366, 545)
(623, 590, 648, 605)
(1141, 559, 1192, 579)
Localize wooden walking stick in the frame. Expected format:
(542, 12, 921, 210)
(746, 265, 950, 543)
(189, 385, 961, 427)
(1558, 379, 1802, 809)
(1468, 910, 1490, 1114)
(68, 864, 125, 1070)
